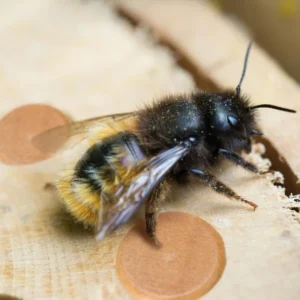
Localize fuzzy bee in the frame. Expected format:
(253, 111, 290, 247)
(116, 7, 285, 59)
(34, 43, 296, 244)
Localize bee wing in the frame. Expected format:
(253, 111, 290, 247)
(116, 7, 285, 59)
(31, 112, 135, 155)
(95, 144, 189, 240)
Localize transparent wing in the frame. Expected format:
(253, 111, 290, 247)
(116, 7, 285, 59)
(95, 144, 189, 240)
(31, 112, 135, 155)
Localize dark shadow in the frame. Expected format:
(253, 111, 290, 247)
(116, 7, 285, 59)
(255, 136, 300, 195)
(49, 205, 94, 239)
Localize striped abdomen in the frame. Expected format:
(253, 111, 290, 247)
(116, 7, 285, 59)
(57, 132, 146, 227)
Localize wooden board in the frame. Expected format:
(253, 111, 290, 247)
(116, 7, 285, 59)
(0, 0, 299, 299)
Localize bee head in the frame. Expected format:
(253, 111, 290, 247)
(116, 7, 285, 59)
(206, 42, 295, 153)
(206, 91, 257, 152)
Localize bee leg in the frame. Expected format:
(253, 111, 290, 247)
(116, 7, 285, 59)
(219, 148, 271, 175)
(145, 181, 169, 246)
(190, 169, 258, 210)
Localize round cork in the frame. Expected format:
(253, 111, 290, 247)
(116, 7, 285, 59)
(116, 212, 226, 300)
(0, 104, 69, 165)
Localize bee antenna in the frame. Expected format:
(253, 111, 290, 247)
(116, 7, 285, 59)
(236, 42, 252, 96)
(249, 104, 296, 113)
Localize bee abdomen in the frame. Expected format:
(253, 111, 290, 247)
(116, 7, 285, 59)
(56, 170, 101, 227)
(57, 132, 147, 227)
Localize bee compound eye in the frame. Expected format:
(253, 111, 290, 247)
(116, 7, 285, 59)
(227, 115, 239, 127)
(188, 136, 198, 145)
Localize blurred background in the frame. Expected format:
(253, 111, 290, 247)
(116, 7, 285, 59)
(217, 0, 300, 83)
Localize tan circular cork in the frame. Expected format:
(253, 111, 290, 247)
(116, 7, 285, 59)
(0, 104, 69, 165)
(116, 212, 226, 300)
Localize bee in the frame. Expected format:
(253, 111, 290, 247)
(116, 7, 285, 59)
(34, 43, 296, 244)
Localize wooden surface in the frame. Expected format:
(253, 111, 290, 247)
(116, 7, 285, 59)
(0, 1, 299, 299)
